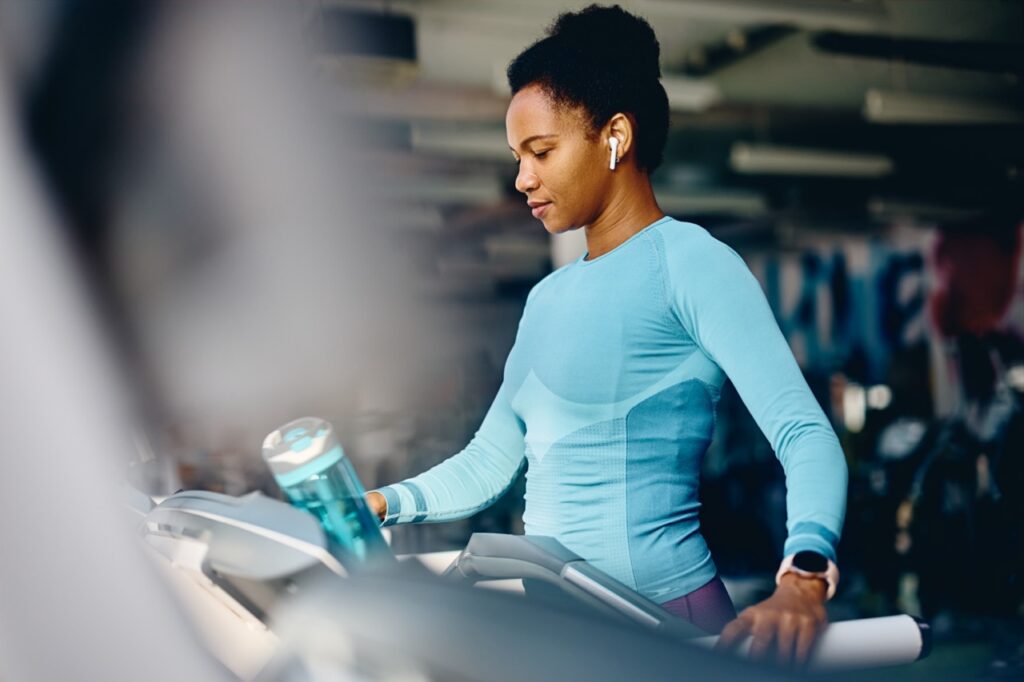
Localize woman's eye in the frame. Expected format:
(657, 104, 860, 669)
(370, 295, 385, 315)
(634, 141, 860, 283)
(535, 150, 550, 159)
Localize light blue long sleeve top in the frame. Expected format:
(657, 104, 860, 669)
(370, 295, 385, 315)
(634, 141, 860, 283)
(377, 217, 847, 603)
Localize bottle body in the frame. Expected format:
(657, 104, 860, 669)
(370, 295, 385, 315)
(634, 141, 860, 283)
(263, 417, 390, 566)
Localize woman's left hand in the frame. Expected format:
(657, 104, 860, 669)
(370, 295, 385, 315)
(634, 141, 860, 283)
(715, 573, 828, 667)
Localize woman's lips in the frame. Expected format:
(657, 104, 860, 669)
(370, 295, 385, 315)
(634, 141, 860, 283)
(530, 202, 551, 219)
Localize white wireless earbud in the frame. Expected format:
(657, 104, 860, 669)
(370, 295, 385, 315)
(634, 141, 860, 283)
(609, 137, 619, 170)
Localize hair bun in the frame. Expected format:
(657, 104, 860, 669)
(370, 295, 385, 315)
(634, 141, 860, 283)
(506, 3, 670, 172)
(548, 4, 661, 80)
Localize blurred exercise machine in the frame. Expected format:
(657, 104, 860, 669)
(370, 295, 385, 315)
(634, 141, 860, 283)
(138, 490, 931, 679)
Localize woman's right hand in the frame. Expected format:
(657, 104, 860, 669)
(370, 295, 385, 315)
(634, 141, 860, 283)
(365, 491, 387, 523)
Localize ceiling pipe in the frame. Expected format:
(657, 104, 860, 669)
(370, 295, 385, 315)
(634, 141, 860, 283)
(638, 0, 887, 33)
(813, 31, 1024, 74)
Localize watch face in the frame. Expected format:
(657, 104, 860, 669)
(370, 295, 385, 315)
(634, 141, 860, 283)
(793, 551, 828, 573)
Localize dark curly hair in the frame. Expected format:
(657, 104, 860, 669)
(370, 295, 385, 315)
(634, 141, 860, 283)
(506, 4, 669, 173)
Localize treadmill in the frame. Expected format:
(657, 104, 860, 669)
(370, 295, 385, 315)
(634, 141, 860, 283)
(138, 489, 931, 679)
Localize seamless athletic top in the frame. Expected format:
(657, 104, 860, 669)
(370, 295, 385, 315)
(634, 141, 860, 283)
(376, 217, 847, 602)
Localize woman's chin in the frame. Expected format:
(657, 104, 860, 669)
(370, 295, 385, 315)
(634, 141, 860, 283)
(540, 219, 579, 235)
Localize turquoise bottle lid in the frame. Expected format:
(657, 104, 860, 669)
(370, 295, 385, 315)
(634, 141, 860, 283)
(262, 417, 344, 488)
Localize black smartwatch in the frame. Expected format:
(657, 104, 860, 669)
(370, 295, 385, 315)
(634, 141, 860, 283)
(793, 550, 829, 573)
(776, 550, 839, 599)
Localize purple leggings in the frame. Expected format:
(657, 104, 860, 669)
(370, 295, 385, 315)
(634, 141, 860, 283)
(660, 575, 737, 634)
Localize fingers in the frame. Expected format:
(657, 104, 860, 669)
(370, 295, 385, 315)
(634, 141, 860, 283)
(794, 620, 819, 666)
(716, 611, 774, 660)
(774, 616, 798, 667)
(747, 619, 776, 661)
(716, 613, 820, 669)
(715, 613, 752, 652)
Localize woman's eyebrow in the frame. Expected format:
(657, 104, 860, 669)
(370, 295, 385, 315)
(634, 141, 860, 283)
(509, 133, 559, 151)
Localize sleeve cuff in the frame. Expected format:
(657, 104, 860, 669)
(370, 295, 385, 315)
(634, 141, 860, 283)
(374, 486, 403, 527)
(374, 482, 430, 526)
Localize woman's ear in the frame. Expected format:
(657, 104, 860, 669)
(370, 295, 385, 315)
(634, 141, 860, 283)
(606, 113, 634, 160)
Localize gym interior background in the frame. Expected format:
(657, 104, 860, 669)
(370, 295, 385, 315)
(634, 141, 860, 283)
(1, 0, 1021, 680)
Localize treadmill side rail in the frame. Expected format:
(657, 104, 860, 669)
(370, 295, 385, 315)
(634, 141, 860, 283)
(446, 533, 705, 638)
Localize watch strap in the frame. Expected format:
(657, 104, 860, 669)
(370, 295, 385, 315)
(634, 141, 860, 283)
(776, 552, 839, 600)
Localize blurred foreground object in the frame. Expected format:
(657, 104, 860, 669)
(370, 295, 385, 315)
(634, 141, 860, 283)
(1, 0, 421, 678)
(0, 33, 224, 682)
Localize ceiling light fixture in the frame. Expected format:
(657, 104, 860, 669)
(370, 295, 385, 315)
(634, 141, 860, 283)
(731, 143, 893, 177)
(661, 76, 722, 112)
(864, 89, 1024, 125)
(656, 188, 767, 216)
(411, 123, 510, 161)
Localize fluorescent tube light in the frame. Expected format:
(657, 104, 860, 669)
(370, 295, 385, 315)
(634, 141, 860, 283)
(662, 76, 722, 112)
(411, 123, 510, 161)
(494, 66, 721, 113)
(656, 188, 767, 216)
(867, 197, 984, 222)
(378, 173, 504, 204)
(864, 89, 1024, 125)
(731, 143, 893, 177)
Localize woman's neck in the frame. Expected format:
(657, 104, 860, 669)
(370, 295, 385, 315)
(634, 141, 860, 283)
(583, 173, 664, 260)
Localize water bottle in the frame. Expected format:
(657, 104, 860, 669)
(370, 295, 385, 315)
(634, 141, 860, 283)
(262, 417, 391, 566)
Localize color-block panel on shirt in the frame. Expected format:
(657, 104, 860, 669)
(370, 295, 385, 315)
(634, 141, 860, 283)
(523, 417, 634, 591)
(625, 380, 718, 601)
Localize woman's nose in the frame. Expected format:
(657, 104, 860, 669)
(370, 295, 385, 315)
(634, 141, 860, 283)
(515, 165, 539, 194)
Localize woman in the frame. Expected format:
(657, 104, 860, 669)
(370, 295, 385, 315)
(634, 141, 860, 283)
(367, 4, 846, 666)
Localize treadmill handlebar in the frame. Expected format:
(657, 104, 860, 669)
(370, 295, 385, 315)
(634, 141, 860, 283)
(445, 533, 702, 637)
(445, 533, 931, 672)
(694, 614, 931, 671)
(144, 490, 344, 580)
(447, 533, 583, 576)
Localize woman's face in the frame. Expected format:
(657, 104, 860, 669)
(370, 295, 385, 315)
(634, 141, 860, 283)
(505, 84, 612, 234)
